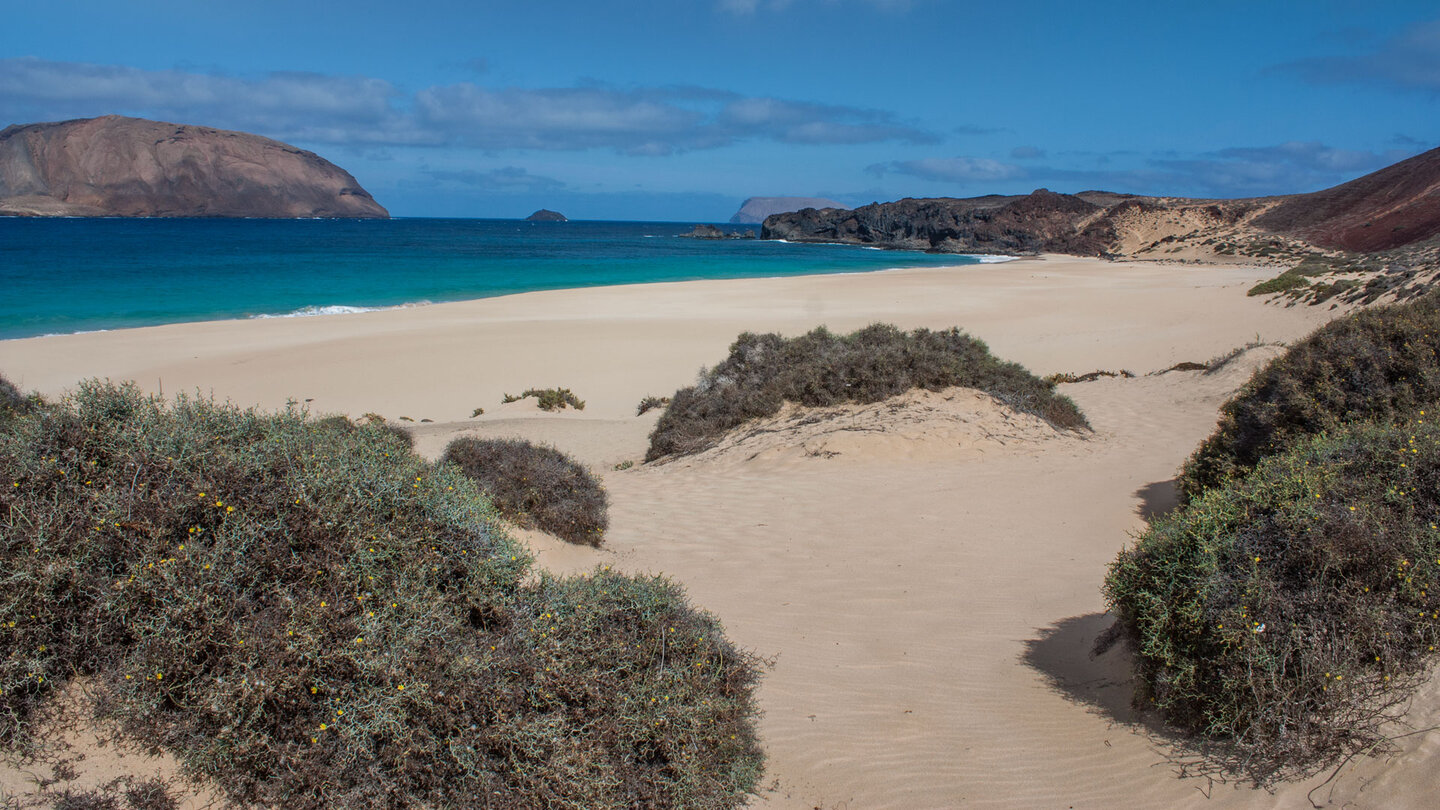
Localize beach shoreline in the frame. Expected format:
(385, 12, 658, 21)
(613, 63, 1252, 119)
(12, 254, 1436, 808)
(0, 255, 1317, 423)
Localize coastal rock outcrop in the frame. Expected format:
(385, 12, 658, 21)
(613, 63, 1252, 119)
(762, 189, 1114, 255)
(680, 224, 755, 239)
(525, 209, 567, 222)
(730, 196, 848, 224)
(0, 116, 388, 218)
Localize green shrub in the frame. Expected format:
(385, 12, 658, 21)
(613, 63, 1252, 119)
(1310, 278, 1361, 304)
(442, 437, 609, 546)
(1247, 270, 1312, 297)
(645, 323, 1088, 460)
(0, 382, 761, 808)
(315, 413, 413, 451)
(1178, 292, 1440, 501)
(502, 388, 585, 411)
(1105, 416, 1440, 778)
(1247, 258, 1336, 297)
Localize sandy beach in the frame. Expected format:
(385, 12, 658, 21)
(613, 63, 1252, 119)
(5, 254, 1437, 808)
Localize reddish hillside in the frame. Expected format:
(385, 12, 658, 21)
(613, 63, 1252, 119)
(1254, 146, 1440, 252)
(0, 116, 388, 218)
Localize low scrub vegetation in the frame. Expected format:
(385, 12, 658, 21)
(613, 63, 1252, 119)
(636, 396, 670, 416)
(1043, 369, 1135, 384)
(0, 382, 762, 808)
(1247, 269, 1316, 297)
(30, 775, 180, 810)
(646, 323, 1088, 460)
(501, 388, 585, 411)
(1105, 417, 1440, 779)
(1178, 291, 1440, 501)
(315, 413, 413, 450)
(1249, 257, 1340, 297)
(0, 374, 33, 420)
(442, 437, 609, 546)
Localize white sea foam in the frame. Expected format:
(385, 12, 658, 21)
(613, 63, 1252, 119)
(965, 254, 1017, 263)
(27, 328, 114, 339)
(250, 302, 432, 320)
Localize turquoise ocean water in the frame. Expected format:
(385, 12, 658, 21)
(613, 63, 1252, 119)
(0, 218, 988, 340)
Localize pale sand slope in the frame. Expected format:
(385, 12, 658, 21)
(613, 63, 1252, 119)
(7, 256, 1436, 807)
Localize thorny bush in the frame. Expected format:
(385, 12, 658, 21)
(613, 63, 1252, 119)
(0, 382, 762, 808)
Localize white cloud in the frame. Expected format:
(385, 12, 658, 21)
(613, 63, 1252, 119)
(0, 58, 933, 155)
(863, 141, 1420, 198)
(1279, 18, 1440, 93)
(868, 156, 1025, 183)
(423, 166, 567, 192)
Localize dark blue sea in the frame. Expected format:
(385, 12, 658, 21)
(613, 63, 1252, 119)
(0, 218, 991, 340)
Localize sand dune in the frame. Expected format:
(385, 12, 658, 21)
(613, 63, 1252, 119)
(7, 256, 1434, 807)
(653, 387, 1084, 468)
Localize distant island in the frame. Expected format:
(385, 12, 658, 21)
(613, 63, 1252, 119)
(0, 115, 388, 219)
(730, 196, 848, 224)
(525, 209, 567, 222)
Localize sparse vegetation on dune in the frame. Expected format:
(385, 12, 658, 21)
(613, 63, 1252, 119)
(1247, 265, 1326, 297)
(636, 395, 670, 416)
(0, 382, 763, 808)
(501, 388, 585, 411)
(1178, 291, 1440, 502)
(645, 323, 1088, 461)
(23, 773, 182, 810)
(441, 437, 609, 546)
(1245, 250, 1440, 307)
(1105, 417, 1440, 780)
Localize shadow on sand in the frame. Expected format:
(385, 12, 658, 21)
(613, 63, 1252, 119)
(1134, 479, 1179, 523)
(1020, 612, 1144, 727)
(1022, 614, 1294, 795)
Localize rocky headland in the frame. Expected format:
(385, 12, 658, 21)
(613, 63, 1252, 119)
(0, 116, 388, 218)
(761, 146, 1440, 304)
(759, 153, 1440, 260)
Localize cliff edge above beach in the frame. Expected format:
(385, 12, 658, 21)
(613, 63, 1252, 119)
(0, 115, 388, 219)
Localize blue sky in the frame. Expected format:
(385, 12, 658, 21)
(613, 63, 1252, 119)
(1, 1, 1436, 220)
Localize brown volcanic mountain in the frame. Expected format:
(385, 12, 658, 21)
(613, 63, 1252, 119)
(0, 116, 387, 218)
(762, 146, 1440, 260)
(1252, 146, 1440, 252)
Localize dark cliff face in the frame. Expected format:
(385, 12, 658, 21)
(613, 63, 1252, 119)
(761, 189, 1114, 256)
(0, 116, 388, 218)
